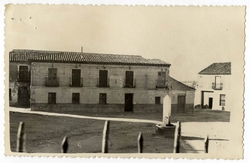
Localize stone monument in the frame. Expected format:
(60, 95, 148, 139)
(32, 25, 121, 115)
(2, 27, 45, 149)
(156, 94, 176, 137)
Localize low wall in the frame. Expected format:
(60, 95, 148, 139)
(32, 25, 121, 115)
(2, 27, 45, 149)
(31, 103, 193, 114)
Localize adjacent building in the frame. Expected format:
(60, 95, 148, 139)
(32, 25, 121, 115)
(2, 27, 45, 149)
(9, 49, 195, 113)
(195, 62, 231, 111)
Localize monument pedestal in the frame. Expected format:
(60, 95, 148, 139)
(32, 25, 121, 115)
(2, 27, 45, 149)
(156, 123, 176, 138)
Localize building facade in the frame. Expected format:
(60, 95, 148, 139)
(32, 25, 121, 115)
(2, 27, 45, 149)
(9, 49, 195, 113)
(194, 62, 231, 111)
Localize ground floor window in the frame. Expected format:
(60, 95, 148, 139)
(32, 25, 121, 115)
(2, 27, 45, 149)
(9, 88, 12, 101)
(99, 93, 107, 104)
(72, 93, 80, 104)
(219, 94, 226, 106)
(155, 96, 161, 104)
(48, 93, 56, 104)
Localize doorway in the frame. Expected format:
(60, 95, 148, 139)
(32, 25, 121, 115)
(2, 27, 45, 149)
(18, 87, 30, 106)
(209, 98, 213, 109)
(177, 95, 185, 113)
(125, 93, 133, 112)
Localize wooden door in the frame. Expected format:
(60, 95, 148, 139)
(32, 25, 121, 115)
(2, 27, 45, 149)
(209, 98, 213, 109)
(99, 70, 108, 87)
(177, 95, 185, 113)
(18, 87, 30, 106)
(125, 93, 133, 112)
(72, 69, 81, 87)
(125, 71, 134, 87)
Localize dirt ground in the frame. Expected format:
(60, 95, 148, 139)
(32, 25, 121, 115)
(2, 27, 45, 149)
(9, 109, 230, 153)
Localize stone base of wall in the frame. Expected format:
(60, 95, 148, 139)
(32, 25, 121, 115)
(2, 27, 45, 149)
(31, 103, 194, 114)
(171, 104, 194, 114)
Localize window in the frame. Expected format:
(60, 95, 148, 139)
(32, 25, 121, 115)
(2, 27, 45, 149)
(19, 66, 29, 82)
(71, 69, 82, 87)
(99, 70, 108, 87)
(125, 71, 134, 88)
(155, 97, 161, 104)
(48, 93, 56, 104)
(99, 93, 107, 104)
(9, 89, 12, 101)
(219, 94, 226, 106)
(72, 93, 80, 104)
(47, 68, 59, 87)
(156, 71, 166, 88)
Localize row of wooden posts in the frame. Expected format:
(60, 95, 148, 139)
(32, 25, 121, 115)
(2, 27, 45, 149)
(16, 121, 209, 153)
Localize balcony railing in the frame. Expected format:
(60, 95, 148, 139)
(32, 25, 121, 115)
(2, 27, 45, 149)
(46, 77, 59, 87)
(212, 82, 223, 90)
(97, 78, 110, 87)
(123, 79, 136, 88)
(17, 71, 30, 82)
(70, 77, 83, 87)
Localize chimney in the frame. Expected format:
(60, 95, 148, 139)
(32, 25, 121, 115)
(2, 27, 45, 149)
(81, 46, 83, 53)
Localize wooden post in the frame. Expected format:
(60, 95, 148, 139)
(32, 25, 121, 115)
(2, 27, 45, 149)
(61, 136, 68, 153)
(16, 122, 25, 152)
(102, 120, 109, 153)
(204, 135, 209, 153)
(137, 132, 143, 153)
(173, 121, 181, 153)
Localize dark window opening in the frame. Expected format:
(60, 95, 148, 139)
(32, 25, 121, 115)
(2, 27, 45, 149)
(99, 70, 108, 87)
(99, 93, 107, 104)
(9, 88, 12, 101)
(71, 69, 82, 87)
(72, 93, 80, 104)
(155, 97, 161, 104)
(18, 66, 30, 82)
(48, 93, 56, 104)
(125, 71, 135, 88)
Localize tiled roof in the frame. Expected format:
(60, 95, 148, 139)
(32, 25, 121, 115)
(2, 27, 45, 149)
(168, 76, 195, 91)
(198, 62, 231, 75)
(9, 49, 170, 67)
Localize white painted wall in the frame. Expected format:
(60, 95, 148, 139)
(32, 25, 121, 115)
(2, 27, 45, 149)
(195, 74, 231, 111)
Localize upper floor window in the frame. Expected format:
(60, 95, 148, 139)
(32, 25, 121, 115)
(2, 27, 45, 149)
(156, 71, 166, 88)
(124, 71, 135, 88)
(98, 70, 109, 87)
(46, 68, 59, 87)
(70, 69, 83, 87)
(18, 66, 30, 82)
(212, 76, 223, 90)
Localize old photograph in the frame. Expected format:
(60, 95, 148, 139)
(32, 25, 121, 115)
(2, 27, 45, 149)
(4, 5, 245, 159)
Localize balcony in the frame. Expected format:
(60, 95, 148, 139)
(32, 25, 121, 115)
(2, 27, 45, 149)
(123, 79, 136, 88)
(212, 82, 223, 90)
(17, 71, 30, 82)
(46, 77, 59, 87)
(70, 77, 83, 87)
(156, 79, 166, 88)
(97, 78, 110, 87)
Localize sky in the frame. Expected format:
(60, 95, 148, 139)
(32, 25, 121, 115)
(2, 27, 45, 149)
(5, 5, 245, 81)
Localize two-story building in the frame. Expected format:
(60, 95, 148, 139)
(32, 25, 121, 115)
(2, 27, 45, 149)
(9, 49, 195, 113)
(195, 62, 231, 111)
